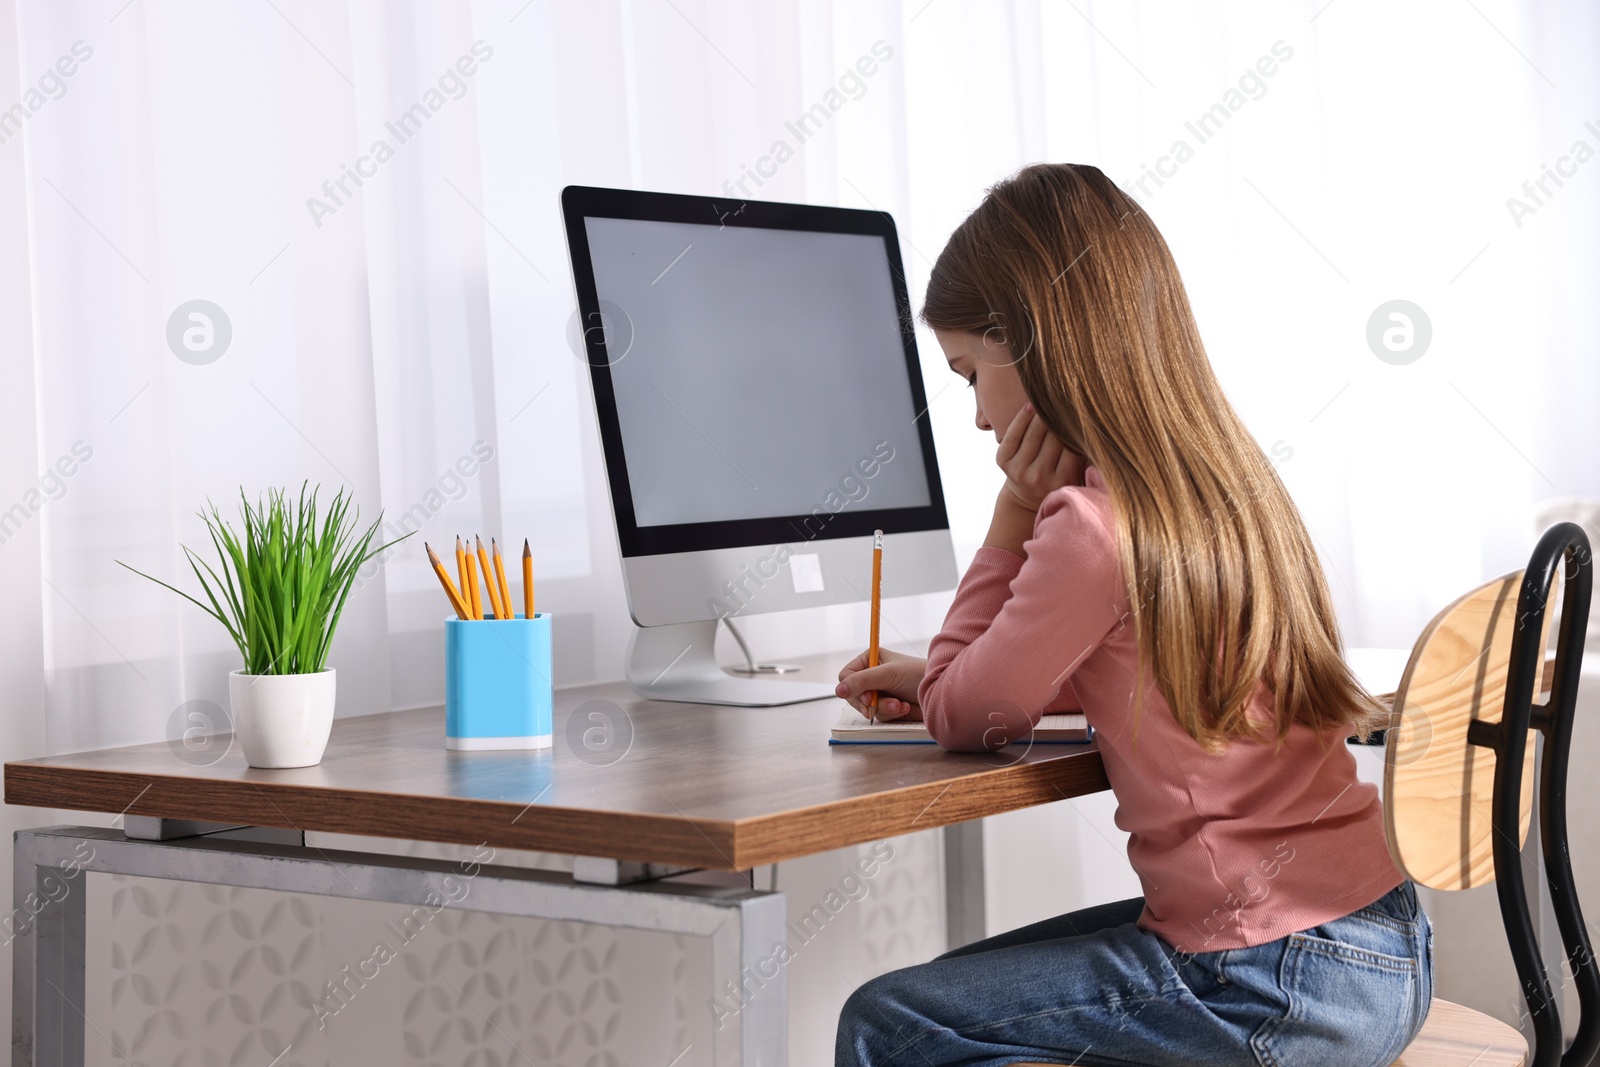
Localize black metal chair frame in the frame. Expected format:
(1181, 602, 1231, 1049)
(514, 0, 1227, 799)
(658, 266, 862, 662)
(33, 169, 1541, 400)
(1462, 522, 1600, 1067)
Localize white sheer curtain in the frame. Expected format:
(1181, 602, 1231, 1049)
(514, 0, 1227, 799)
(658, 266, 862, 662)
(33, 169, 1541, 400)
(2, 0, 1598, 1058)
(0, 0, 1594, 759)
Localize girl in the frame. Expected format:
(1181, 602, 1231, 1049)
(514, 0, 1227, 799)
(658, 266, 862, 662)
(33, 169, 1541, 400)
(832, 163, 1432, 1067)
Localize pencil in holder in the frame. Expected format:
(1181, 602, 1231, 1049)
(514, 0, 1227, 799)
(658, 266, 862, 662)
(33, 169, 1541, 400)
(445, 613, 553, 750)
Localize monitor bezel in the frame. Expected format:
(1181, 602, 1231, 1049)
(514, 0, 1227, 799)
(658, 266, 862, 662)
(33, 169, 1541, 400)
(560, 184, 952, 559)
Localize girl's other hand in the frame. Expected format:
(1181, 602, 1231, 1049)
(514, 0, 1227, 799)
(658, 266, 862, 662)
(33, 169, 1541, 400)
(835, 647, 926, 720)
(997, 402, 1084, 512)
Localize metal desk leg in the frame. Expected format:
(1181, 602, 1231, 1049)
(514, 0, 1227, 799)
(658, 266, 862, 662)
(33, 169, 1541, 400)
(943, 820, 986, 951)
(712, 892, 788, 1065)
(11, 834, 89, 1067)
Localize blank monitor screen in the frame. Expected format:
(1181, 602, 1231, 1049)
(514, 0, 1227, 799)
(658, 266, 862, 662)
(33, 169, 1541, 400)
(564, 187, 949, 558)
(584, 217, 931, 527)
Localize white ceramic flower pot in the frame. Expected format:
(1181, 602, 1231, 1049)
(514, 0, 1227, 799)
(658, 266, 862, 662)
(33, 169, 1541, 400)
(228, 669, 337, 768)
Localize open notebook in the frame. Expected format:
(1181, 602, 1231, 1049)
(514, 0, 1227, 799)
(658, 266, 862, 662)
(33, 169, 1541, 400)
(830, 706, 1093, 745)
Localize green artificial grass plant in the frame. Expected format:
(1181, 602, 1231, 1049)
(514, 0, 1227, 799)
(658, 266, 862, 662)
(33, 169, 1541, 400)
(120, 483, 410, 675)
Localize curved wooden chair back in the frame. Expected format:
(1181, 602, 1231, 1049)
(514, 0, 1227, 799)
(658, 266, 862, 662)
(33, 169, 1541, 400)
(1384, 571, 1540, 889)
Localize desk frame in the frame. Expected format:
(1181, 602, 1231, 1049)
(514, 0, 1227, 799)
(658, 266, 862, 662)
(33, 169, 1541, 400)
(11, 825, 794, 1067)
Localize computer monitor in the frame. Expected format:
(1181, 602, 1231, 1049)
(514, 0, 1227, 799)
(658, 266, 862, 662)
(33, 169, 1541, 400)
(560, 185, 958, 705)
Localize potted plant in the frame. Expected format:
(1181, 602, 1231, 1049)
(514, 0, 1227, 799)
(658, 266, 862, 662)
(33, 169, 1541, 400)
(121, 484, 408, 768)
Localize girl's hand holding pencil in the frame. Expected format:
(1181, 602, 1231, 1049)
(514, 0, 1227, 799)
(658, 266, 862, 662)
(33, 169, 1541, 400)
(835, 649, 926, 721)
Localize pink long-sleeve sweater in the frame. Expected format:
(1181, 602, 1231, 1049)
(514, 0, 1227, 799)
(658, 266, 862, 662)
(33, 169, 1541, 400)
(918, 466, 1404, 954)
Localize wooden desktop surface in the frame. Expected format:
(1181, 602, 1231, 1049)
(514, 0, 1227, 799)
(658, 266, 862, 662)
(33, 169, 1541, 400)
(4, 654, 1110, 870)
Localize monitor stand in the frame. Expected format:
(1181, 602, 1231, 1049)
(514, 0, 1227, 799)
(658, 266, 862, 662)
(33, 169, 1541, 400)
(625, 620, 838, 706)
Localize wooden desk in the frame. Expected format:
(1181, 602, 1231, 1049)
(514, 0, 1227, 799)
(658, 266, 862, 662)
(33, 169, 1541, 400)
(3, 654, 1110, 1067)
(5, 670, 1108, 871)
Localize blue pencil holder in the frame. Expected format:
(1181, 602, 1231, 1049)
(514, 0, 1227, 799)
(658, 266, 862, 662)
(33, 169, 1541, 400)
(445, 613, 553, 750)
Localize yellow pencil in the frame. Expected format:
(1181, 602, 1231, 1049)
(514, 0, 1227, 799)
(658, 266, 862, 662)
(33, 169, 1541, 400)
(464, 550, 482, 620)
(492, 538, 513, 621)
(476, 536, 506, 619)
(522, 538, 534, 620)
(455, 535, 468, 608)
(426, 542, 471, 620)
(868, 529, 882, 723)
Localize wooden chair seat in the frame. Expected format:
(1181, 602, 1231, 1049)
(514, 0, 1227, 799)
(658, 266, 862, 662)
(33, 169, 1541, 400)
(1391, 997, 1527, 1065)
(1005, 998, 1525, 1067)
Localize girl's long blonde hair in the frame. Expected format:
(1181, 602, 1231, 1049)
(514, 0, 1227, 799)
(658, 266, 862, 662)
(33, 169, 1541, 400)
(922, 163, 1384, 752)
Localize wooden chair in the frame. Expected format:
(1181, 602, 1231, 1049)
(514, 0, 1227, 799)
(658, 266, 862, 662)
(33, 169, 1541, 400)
(1381, 522, 1599, 1066)
(1010, 524, 1599, 1067)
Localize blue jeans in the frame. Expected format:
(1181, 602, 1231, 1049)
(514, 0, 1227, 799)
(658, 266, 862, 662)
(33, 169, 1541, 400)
(836, 879, 1433, 1066)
